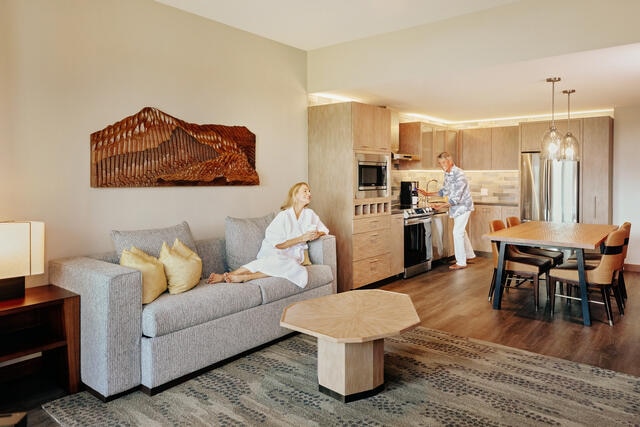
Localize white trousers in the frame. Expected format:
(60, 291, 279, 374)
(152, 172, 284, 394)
(452, 210, 475, 266)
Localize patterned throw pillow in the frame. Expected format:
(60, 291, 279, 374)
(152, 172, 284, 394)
(120, 246, 167, 304)
(159, 238, 203, 295)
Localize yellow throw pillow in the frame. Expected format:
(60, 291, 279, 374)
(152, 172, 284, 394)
(120, 246, 167, 304)
(159, 238, 203, 294)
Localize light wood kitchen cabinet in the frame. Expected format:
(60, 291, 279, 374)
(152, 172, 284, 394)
(491, 126, 519, 169)
(519, 119, 580, 153)
(520, 121, 549, 152)
(398, 122, 423, 169)
(390, 214, 404, 276)
(434, 129, 459, 167)
(469, 205, 501, 253)
(353, 102, 391, 151)
(461, 126, 518, 170)
(461, 128, 492, 170)
(308, 101, 393, 292)
(469, 205, 520, 253)
(353, 216, 392, 288)
(398, 122, 456, 169)
(580, 116, 613, 224)
(390, 109, 400, 154)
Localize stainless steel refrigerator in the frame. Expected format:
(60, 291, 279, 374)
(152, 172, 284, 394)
(521, 152, 579, 223)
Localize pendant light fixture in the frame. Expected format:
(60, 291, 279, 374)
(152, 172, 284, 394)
(540, 77, 562, 160)
(561, 89, 580, 161)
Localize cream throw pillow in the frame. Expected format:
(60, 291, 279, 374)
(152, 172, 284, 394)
(160, 238, 203, 294)
(120, 246, 167, 304)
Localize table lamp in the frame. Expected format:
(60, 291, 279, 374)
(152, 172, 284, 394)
(0, 221, 45, 300)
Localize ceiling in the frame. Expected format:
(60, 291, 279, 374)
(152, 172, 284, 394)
(155, 0, 640, 124)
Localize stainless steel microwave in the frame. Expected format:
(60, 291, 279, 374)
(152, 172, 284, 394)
(354, 152, 389, 199)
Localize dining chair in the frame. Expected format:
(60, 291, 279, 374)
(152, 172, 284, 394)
(560, 222, 630, 307)
(488, 219, 553, 311)
(505, 216, 564, 266)
(548, 228, 626, 326)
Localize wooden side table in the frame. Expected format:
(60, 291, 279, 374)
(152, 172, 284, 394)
(281, 290, 420, 402)
(0, 285, 80, 393)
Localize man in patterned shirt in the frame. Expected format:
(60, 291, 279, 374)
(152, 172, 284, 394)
(420, 152, 476, 270)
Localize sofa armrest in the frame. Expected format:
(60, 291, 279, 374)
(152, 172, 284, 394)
(49, 256, 142, 399)
(308, 234, 337, 293)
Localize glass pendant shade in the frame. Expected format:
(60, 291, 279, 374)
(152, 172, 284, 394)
(541, 125, 563, 160)
(541, 77, 562, 160)
(561, 89, 580, 161)
(562, 131, 579, 161)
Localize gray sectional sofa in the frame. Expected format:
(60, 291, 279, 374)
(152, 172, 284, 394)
(49, 216, 336, 400)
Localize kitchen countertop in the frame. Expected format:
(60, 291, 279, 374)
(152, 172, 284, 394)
(474, 202, 518, 207)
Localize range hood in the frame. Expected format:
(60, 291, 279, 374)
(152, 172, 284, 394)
(392, 153, 419, 161)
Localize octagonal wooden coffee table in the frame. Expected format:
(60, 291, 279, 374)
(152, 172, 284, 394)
(280, 289, 420, 402)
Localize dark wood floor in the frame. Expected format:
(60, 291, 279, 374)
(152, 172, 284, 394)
(5, 255, 640, 425)
(381, 254, 640, 377)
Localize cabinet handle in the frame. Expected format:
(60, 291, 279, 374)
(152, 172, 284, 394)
(594, 196, 597, 218)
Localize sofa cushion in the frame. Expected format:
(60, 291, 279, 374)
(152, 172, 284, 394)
(111, 221, 197, 259)
(225, 212, 276, 270)
(119, 246, 167, 304)
(141, 280, 263, 337)
(159, 239, 202, 295)
(251, 264, 334, 304)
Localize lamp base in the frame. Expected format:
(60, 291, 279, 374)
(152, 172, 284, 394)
(0, 276, 25, 301)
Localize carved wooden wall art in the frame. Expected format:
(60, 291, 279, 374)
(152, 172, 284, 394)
(90, 107, 259, 187)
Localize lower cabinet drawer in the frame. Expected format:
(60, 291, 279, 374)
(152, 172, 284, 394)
(352, 228, 390, 261)
(352, 254, 391, 289)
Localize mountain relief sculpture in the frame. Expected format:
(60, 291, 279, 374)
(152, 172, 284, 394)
(90, 107, 259, 187)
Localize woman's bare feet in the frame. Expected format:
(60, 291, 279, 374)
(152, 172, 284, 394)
(225, 273, 246, 283)
(206, 272, 227, 284)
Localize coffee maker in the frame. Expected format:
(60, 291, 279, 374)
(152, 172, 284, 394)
(400, 181, 419, 207)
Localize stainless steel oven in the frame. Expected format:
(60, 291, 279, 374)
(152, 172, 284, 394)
(354, 152, 389, 199)
(403, 208, 433, 278)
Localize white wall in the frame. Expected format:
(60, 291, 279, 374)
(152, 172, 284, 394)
(1, 0, 308, 285)
(613, 106, 640, 265)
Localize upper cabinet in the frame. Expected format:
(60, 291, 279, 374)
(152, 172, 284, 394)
(398, 122, 457, 169)
(460, 126, 518, 170)
(461, 128, 491, 169)
(519, 119, 581, 152)
(491, 126, 519, 169)
(352, 102, 391, 152)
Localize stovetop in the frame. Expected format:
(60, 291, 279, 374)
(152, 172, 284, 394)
(401, 206, 434, 219)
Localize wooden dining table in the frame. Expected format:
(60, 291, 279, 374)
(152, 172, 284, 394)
(483, 220, 617, 326)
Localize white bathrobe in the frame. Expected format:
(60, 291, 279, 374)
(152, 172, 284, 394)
(243, 207, 329, 288)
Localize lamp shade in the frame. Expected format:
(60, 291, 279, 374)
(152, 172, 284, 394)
(0, 221, 45, 279)
(540, 125, 563, 160)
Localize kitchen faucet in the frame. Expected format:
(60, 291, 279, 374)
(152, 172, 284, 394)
(426, 179, 438, 193)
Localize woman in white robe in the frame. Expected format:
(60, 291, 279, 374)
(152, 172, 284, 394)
(206, 182, 329, 288)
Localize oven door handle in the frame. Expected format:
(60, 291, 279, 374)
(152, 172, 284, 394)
(405, 217, 432, 226)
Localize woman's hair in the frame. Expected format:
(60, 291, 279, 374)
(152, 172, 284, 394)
(281, 182, 310, 210)
(437, 152, 453, 160)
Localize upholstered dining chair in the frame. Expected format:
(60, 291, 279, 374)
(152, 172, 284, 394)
(488, 219, 553, 311)
(505, 216, 564, 266)
(548, 228, 626, 326)
(561, 222, 630, 308)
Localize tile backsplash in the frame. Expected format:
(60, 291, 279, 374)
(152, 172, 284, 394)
(391, 169, 519, 205)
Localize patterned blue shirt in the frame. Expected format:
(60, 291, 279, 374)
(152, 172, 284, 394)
(438, 165, 474, 218)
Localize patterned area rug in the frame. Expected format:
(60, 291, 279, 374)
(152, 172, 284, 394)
(43, 327, 640, 426)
